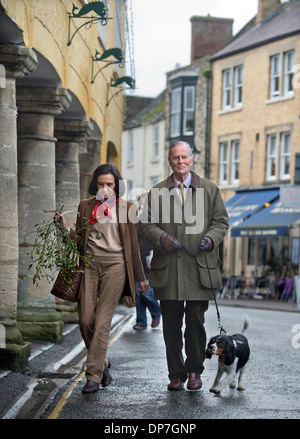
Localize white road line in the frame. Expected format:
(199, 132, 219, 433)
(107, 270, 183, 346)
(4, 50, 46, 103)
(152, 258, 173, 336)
(2, 381, 38, 419)
(53, 341, 86, 372)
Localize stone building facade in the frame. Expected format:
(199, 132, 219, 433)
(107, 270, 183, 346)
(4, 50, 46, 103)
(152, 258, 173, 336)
(164, 15, 233, 178)
(0, 0, 127, 369)
(210, 0, 300, 277)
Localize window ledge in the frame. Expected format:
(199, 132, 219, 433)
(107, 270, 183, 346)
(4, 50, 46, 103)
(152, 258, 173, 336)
(265, 93, 294, 105)
(219, 183, 240, 189)
(218, 105, 243, 115)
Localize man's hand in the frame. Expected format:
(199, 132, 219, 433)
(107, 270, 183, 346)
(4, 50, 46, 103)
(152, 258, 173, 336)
(159, 232, 182, 252)
(138, 281, 149, 295)
(199, 236, 213, 252)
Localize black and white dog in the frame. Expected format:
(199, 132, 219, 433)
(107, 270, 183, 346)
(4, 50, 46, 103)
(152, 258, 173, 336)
(205, 315, 250, 395)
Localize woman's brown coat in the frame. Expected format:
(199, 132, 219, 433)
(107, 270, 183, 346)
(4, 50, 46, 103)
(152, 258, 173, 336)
(70, 197, 145, 305)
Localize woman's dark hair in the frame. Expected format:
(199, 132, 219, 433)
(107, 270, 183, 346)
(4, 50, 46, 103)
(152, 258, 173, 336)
(88, 163, 125, 197)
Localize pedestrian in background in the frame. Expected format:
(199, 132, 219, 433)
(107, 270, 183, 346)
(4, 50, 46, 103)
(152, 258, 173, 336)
(140, 141, 229, 391)
(55, 163, 148, 393)
(133, 194, 161, 330)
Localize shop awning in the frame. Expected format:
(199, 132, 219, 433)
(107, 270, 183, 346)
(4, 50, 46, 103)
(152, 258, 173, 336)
(225, 188, 279, 226)
(231, 201, 300, 237)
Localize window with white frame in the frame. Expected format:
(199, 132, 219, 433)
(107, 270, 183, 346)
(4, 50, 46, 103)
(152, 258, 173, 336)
(231, 140, 240, 183)
(266, 131, 291, 181)
(127, 131, 134, 164)
(183, 86, 195, 135)
(270, 54, 280, 98)
(269, 50, 295, 99)
(219, 139, 241, 185)
(219, 142, 228, 185)
(153, 123, 159, 159)
(266, 134, 277, 181)
(170, 88, 182, 137)
(283, 50, 294, 95)
(280, 132, 291, 180)
(233, 66, 243, 107)
(222, 69, 231, 109)
(222, 66, 243, 110)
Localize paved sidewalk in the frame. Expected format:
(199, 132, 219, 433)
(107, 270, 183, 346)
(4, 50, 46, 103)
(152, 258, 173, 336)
(217, 297, 299, 313)
(0, 304, 134, 419)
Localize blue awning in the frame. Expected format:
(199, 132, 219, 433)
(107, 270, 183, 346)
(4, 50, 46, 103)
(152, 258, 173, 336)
(231, 200, 300, 237)
(225, 188, 279, 226)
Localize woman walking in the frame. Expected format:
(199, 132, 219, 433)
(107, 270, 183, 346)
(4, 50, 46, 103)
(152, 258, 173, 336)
(55, 163, 148, 393)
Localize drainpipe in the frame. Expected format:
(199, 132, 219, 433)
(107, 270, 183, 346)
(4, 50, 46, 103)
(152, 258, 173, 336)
(204, 66, 212, 179)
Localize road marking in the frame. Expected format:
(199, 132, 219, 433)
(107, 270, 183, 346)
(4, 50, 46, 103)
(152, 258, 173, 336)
(53, 340, 86, 371)
(2, 381, 38, 419)
(47, 314, 135, 419)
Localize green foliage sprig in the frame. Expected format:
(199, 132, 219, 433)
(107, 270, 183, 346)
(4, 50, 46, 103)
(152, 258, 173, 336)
(27, 209, 93, 286)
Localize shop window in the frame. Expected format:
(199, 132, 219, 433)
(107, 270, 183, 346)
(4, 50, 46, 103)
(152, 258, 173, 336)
(248, 237, 255, 265)
(259, 237, 268, 266)
(292, 237, 300, 267)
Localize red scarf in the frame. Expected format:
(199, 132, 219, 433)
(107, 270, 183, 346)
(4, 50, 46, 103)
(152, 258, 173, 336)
(90, 196, 117, 224)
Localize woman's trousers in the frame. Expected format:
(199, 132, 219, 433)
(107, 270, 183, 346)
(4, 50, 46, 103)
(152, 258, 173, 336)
(78, 256, 126, 383)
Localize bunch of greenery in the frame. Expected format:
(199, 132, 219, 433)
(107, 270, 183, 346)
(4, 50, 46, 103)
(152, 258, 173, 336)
(27, 209, 93, 286)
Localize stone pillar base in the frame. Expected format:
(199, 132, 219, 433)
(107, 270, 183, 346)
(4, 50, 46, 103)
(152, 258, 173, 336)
(0, 342, 31, 371)
(17, 308, 64, 342)
(55, 298, 79, 323)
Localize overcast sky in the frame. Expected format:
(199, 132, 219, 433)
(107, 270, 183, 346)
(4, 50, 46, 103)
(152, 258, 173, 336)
(128, 0, 259, 97)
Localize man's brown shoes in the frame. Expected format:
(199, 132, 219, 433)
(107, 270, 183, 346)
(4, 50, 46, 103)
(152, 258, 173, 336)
(167, 378, 184, 391)
(187, 373, 202, 390)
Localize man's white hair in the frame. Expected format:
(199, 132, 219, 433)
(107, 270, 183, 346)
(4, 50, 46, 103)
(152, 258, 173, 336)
(168, 141, 194, 158)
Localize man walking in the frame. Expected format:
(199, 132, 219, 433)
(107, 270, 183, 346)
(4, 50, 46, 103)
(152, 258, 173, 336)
(140, 141, 229, 390)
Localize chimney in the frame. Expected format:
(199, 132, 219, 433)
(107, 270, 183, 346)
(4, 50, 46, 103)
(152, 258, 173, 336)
(256, 0, 281, 26)
(190, 15, 233, 62)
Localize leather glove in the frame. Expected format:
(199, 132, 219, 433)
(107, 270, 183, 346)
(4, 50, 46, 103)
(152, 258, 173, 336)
(199, 236, 213, 252)
(159, 232, 182, 252)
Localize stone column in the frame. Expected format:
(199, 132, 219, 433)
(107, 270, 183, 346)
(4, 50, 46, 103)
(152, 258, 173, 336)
(16, 86, 71, 342)
(79, 136, 102, 199)
(54, 118, 92, 322)
(54, 119, 92, 228)
(0, 44, 37, 370)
